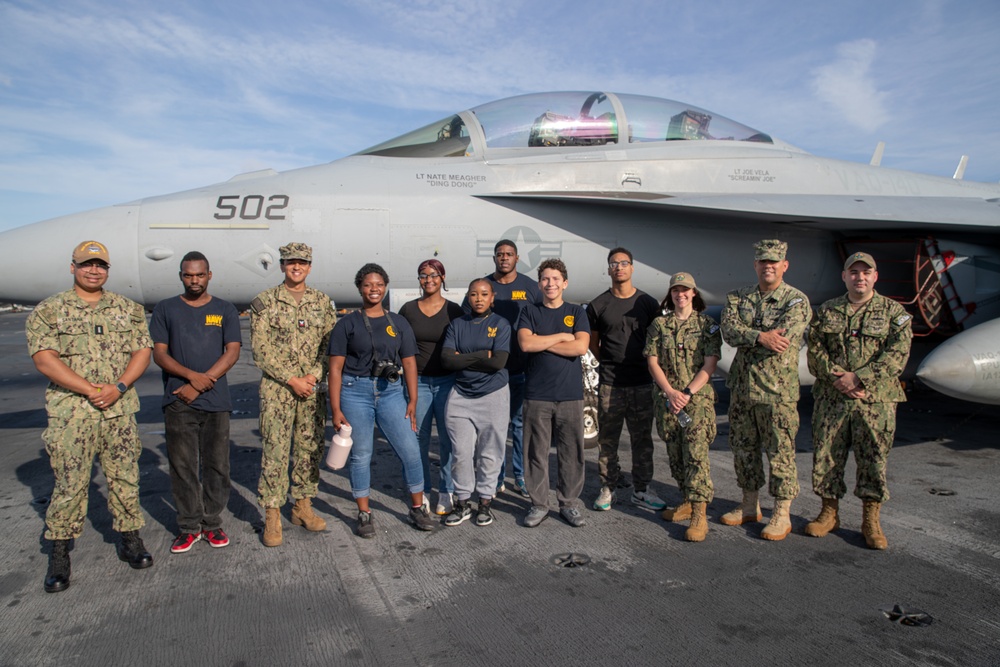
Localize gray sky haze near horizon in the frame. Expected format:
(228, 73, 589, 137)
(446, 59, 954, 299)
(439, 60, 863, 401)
(2, 0, 998, 231)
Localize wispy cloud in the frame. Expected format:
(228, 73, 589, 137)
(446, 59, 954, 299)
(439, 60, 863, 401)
(811, 39, 889, 133)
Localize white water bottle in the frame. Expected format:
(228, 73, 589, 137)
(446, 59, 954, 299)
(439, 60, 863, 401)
(325, 424, 353, 470)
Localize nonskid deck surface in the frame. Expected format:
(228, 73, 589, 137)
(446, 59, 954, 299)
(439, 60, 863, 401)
(0, 312, 997, 666)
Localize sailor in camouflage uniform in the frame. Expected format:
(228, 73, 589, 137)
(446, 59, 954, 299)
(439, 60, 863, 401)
(720, 239, 811, 541)
(250, 243, 337, 547)
(644, 272, 721, 541)
(26, 240, 154, 594)
(805, 252, 912, 549)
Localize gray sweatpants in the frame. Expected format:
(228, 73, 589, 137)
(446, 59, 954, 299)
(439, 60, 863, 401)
(523, 399, 585, 509)
(445, 386, 510, 501)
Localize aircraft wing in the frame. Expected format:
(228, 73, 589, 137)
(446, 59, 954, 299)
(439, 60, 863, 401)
(485, 191, 1000, 231)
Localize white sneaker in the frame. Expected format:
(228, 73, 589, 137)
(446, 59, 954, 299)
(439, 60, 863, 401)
(631, 490, 667, 511)
(593, 485, 616, 511)
(420, 495, 431, 514)
(434, 492, 454, 516)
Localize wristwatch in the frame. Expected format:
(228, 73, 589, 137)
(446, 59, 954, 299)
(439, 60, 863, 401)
(682, 387, 693, 396)
(116, 381, 128, 393)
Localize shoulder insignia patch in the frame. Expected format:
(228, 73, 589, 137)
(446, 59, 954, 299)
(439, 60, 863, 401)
(895, 314, 912, 326)
(708, 324, 720, 334)
(250, 297, 265, 315)
(788, 297, 803, 307)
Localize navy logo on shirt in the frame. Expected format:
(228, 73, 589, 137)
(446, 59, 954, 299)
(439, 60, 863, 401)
(488, 326, 497, 338)
(563, 315, 575, 327)
(386, 325, 397, 338)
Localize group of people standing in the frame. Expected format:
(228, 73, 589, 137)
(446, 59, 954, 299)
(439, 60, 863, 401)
(26, 235, 912, 594)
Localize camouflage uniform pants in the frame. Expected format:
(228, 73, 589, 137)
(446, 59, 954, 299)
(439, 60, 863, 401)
(258, 377, 327, 508)
(42, 415, 144, 540)
(812, 398, 896, 503)
(654, 391, 716, 503)
(596, 384, 655, 491)
(728, 397, 800, 499)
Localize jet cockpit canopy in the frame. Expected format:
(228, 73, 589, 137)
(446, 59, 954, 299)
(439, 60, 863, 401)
(356, 91, 772, 158)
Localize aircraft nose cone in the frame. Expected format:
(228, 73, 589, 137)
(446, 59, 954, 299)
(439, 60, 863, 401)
(0, 204, 142, 305)
(917, 319, 1000, 405)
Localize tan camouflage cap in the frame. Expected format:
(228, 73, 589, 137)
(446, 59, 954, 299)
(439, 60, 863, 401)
(280, 242, 313, 262)
(669, 272, 697, 290)
(72, 240, 111, 266)
(843, 251, 877, 271)
(754, 239, 787, 262)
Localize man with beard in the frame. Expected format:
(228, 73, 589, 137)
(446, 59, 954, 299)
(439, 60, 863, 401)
(150, 251, 242, 553)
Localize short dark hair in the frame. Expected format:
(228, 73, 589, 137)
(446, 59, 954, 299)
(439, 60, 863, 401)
(607, 247, 632, 263)
(538, 258, 568, 280)
(494, 239, 517, 254)
(180, 251, 209, 271)
(355, 262, 389, 289)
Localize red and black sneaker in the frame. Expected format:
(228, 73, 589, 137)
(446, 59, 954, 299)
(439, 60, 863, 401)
(202, 529, 230, 548)
(170, 532, 202, 554)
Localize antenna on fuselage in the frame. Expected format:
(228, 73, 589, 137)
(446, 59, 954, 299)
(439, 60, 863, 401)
(869, 141, 885, 166)
(953, 155, 968, 180)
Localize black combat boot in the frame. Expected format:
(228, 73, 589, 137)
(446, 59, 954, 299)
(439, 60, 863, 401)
(118, 531, 154, 569)
(44, 539, 71, 593)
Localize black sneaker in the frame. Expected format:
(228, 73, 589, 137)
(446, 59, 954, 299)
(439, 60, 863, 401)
(475, 498, 494, 526)
(357, 510, 375, 539)
(444, 499, 472, 527)
(408, 504, 437, 531)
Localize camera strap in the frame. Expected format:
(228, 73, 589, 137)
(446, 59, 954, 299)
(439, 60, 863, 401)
(360, 309, 401, 367)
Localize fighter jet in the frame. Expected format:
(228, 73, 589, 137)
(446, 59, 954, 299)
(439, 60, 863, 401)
(2, 91, 998, 403)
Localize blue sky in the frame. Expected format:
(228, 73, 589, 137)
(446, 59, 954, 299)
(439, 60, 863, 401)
(2, 0, 999, 232)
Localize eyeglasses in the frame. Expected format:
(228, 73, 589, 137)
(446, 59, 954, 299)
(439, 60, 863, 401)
(75, 262, 109, 272)
(418, 273, 441, 281)
(608, 260, 632, 269)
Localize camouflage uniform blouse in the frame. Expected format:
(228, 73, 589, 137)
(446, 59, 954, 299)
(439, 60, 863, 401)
(644, 311, 722, 403)
(807, 292, 912, 404)
(25, 289, 152, 420)
(721, 281, 811, 403)
(250, 285, 337, 384)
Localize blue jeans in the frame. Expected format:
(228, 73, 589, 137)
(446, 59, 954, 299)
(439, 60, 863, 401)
(415, 374, 455, 494)
(339, 374, 424, 498)
(498, 373, 526, 484)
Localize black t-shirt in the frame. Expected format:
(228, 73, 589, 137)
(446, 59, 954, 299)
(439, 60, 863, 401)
(149, 295, 242, 412)
(398, 299, 464, 376)
(586, 289, 660, 386)
(518, 302, 591, 402)
(463, 273, 542, 375)
(443, 312, 511, 398)
(327, 311, 418, 377)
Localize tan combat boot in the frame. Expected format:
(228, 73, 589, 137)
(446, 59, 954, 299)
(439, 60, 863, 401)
(684, 502, 708, 542)
(761, 499, 792, 541)
(263, 508, 282, 547)
(862, 500, 887, 550)
(719, 490, 762, 526)
(804, 498, 840, 537)
(291, 497, 327, 532)
(661, 501, 692, 522)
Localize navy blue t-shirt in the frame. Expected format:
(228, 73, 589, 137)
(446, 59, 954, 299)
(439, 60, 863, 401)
(149, 295, 242, 412)
(442, 312, 510, 398)
(327, 311, 418, 377)
(464, 273, 541, 375)
(518, 301, 591, 402)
